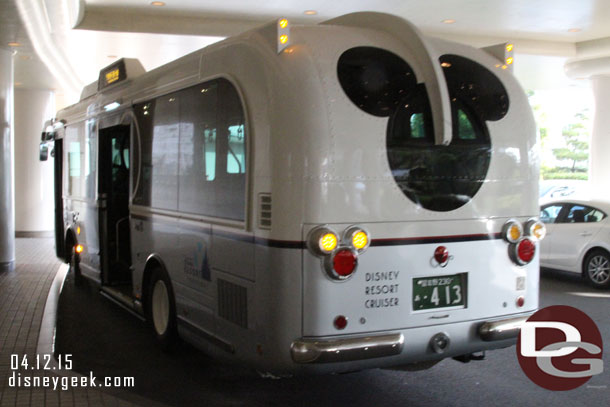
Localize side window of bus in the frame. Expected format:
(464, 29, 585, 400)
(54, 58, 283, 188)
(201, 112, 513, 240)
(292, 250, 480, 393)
(227, 124, 245, 174)
(216, 79, 247, 220)
(135, 79, 247, 220)
(178, 82, 218, 215)
(85, 120, 97, 199)
(151, 93, 180, 210)
(65, 125, 85, 198)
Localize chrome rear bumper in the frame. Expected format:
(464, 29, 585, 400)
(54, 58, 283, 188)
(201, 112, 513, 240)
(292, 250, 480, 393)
(291, 314, 531, 364)
(291, 333, 404, 364)
(478, 315, 529, 341)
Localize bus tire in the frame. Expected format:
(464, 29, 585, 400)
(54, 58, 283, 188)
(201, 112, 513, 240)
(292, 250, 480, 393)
(583, 249, 610, 289)
(70, 246, 83, 286)
(147, 267, 177, 350)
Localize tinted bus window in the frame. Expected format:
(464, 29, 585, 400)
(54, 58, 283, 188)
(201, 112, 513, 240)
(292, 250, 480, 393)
(210, 79, 247, 220)
(227, 124, 245, 174)
(85, 120, 97, 199)
(178, 82, 218, 215)
(65, 125, 84, 198)
(136, 78, 247, 221)
(337, 46, 417, 117)
(151, 93, 180, 210)
(338, 48, 508, 212)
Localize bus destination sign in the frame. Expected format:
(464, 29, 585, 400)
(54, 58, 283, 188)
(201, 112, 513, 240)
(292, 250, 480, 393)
(98, 59, 127, 91)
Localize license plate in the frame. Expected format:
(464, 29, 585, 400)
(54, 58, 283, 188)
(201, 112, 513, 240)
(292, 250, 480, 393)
(412, 273, 467, 311)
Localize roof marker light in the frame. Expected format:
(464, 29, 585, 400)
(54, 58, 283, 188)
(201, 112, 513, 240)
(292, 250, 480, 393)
(277, 18, 290, 54)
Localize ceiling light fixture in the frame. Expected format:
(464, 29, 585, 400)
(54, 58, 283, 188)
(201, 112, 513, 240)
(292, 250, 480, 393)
(442, 19, 456, 24)
(150, 1, 165, 6)
(304, 10, 317, 15)
(8, 42, 21, 47)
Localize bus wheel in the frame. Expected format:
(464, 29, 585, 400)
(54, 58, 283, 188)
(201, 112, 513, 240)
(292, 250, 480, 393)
(583, 249, 610, 288)
(148, 268, 177, 349)
(70, 246, 83, 286)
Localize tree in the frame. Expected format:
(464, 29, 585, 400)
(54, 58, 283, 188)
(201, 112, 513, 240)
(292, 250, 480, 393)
(552, 111, 590, 172)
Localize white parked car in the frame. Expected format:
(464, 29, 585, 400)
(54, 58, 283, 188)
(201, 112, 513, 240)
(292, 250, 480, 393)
(540, 199, 610, 288)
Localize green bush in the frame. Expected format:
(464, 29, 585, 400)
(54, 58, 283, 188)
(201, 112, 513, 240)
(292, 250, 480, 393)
(541, 166, 588, 180)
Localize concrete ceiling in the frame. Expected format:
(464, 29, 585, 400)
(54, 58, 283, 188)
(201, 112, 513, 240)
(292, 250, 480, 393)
(5, 0, 610, 103)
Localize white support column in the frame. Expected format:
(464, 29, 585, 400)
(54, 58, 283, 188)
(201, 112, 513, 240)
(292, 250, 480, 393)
(590, 75, 610, 196)
(0, 49, 15, 272)
(14, 89, 55, 234)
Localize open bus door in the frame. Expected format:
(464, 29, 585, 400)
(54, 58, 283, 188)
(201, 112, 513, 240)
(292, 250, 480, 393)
(98, 125, 132, 287)
(53, 139, 65, 259)
(40, 122, 66, 261)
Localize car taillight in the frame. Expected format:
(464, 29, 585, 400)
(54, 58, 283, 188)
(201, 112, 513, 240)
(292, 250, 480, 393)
(332, 249, 358, 278)
(514, 238, 535, 265)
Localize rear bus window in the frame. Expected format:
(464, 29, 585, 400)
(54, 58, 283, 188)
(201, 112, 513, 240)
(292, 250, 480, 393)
(337, 48, 509, 212)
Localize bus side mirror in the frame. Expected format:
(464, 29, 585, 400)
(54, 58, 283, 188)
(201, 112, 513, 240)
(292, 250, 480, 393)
(39, 143, 49, 161)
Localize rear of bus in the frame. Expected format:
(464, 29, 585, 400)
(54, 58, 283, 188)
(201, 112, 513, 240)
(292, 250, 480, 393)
(268, 14, 541, 373)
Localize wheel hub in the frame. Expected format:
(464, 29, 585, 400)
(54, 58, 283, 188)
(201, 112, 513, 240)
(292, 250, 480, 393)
(152, 280, 170, 335)
(588, 255, 610, 283)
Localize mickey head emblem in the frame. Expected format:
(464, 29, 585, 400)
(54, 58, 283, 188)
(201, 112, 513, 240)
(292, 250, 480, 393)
(337, 47, 509, 212)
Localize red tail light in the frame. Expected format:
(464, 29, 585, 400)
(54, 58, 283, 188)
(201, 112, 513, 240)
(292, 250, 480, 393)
(332, 249, 358, 278)
(515, 238, 535, 265)
(333, 315, 348, 330)
(434, 246, 449, 265)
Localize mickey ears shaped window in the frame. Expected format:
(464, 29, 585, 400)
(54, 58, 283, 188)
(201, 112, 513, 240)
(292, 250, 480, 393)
(337, 47, 510, 212)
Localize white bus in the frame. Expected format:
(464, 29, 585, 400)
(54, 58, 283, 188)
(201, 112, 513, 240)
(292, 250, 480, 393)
(40, 12, 544, 374)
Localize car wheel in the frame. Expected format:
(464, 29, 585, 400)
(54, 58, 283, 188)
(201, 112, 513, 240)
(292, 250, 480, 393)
(70, 246, 83, 286)
(583, 249, 610, 288)
(148, 267, 177, 349)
